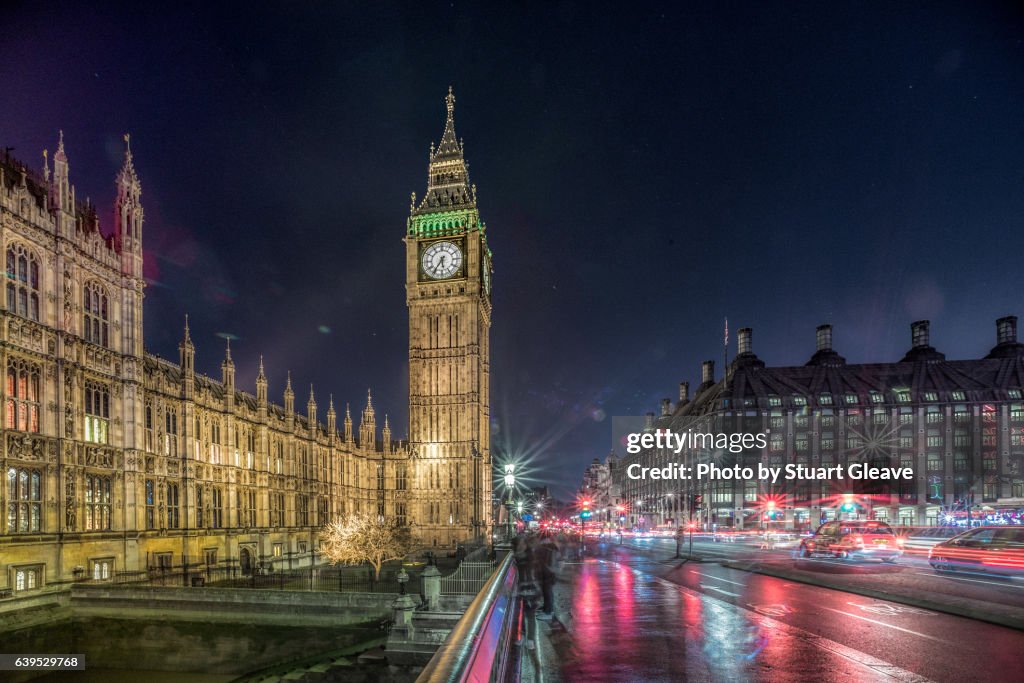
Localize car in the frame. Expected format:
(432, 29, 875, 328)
(928, 526, 1024, 577)
(798, 520, 903, 562)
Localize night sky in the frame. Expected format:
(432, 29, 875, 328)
(4, 2, 1023, 499)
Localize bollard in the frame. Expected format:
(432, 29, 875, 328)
(422, 563, 441, 610)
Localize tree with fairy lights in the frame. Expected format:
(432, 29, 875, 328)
(319, 513, 411, 580)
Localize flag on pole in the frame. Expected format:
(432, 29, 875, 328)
(724, 317, 729, 348)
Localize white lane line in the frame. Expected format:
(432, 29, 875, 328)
(690, 570, 746, 587)
(700, 583, 741, 597)
(819, 606, 953, 644)
(912, 571, 1024, 590)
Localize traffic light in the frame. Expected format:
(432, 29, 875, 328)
(693, 494, 703, 508)
(841, 494, 856, 512)
(580, 500, 592, 520)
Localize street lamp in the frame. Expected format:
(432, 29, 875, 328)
(503, 463, 516, 542)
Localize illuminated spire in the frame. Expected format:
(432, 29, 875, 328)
(412, 86, 473, 214)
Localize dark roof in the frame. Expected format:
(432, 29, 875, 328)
(679, 354, 1024, 417)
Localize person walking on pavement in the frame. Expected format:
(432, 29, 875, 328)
(534, 532, 561, 621)
(512, 533, 540, 650)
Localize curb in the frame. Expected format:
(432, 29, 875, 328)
(718, 559, 1024, 632)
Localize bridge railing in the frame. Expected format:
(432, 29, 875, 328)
(417, 551, 519, 683)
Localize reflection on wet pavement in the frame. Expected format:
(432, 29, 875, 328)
(547, 558, 927, 682)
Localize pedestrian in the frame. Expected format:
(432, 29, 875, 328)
(512, 534, 540, 650)
(533, 532, 560, 620)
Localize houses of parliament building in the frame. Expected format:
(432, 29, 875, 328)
(0, 90, 493, 593)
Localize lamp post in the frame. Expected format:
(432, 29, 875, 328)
(503, 463, 516, 542)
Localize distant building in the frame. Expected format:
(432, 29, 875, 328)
(579, 452, 623, 528)
(613, 321, 1024, 530)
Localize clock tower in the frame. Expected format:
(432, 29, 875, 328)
(406, 88, 493, 547)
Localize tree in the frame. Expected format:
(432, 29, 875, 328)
(319, 513, 411, 580)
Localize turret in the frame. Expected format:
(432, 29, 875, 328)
(256, 356, 268, 407)
(382, 414, 392, 453)
(179, 315, 195, 399)
(359, 389, 376, 449)
(221, 338, 235, 408)
(284, 372, 295, 418)
(327, 396, 337, 444)
(307, 385, 317, 436)
(51, 130, 75, 220)
(344, 403, 354, 444)
(114, 133, 144, 277)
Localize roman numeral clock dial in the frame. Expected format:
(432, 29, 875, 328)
(421, 240, 463, 280)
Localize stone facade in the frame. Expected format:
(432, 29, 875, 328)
(1, 91, 495, 592)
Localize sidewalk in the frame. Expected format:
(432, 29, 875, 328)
(518, 556, 935, 683)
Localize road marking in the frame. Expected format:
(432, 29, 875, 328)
(847, 601, 935, 616)
(747, 603, 793, 617)
(700, 583, 741, 597)
(913, 571, 1024, 590)
(819, 606, 952, 644)
(690, 570, 746, 587)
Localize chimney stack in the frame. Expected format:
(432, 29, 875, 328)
(737, 327, 752, 355)
(679, 381, 689, 403)
(644, 412, 655, 429)
(911, 320, 930, 348)
(661, 398, 671, 416)
(997, 316, 1018, 345)
(701, 360, 715, 385)
(816, 324, 833, 352)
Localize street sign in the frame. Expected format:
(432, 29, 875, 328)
(522, 514, 533, 521)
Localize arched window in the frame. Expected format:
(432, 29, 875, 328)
(5, 244, 40, 321)
(164, 407, 178, 456)
(83, 282, 109, 347)
(84, 383, 110, 444)
(6, 466, 42, 533)
(6, 359, 40, 433)
(85, 475, 111, 531)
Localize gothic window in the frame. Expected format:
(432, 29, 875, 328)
(270, 492, 284, 527)
(396, 502, 407, 526)
(5, 244, 40, 321)
(85, 475, 111, 531)
(245, 429, 255, 469)
(196, 486, 205, 528)
(84, 383, 110, 444)
(6, 359, 40, 433)
(210, 421, 221, 464)
(211, 487, 223, 528)
(238, 488, 256, 527)
(91, 559, 112, 581)
(145, 403, 154, 452)
(6, 467, 42, 533)
(296, 494, 309, 526)
(317, 496, 328, 526)
(194, 416, 202, 459)
(14, 566, 41, 592)
(396, 465, 407, 491)
(83, 282, 109, 347)
(164, 408, 178, 456)
(144, 479, 155, 529)
(275, 440, 283, 475)
(167, 482, 180, 529)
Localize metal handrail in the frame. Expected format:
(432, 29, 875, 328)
(416, 551, 517, 683)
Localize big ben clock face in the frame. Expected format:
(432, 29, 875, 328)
(421, 241, 463, 280)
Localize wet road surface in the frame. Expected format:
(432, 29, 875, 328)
(534, 542, 1024, 682)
